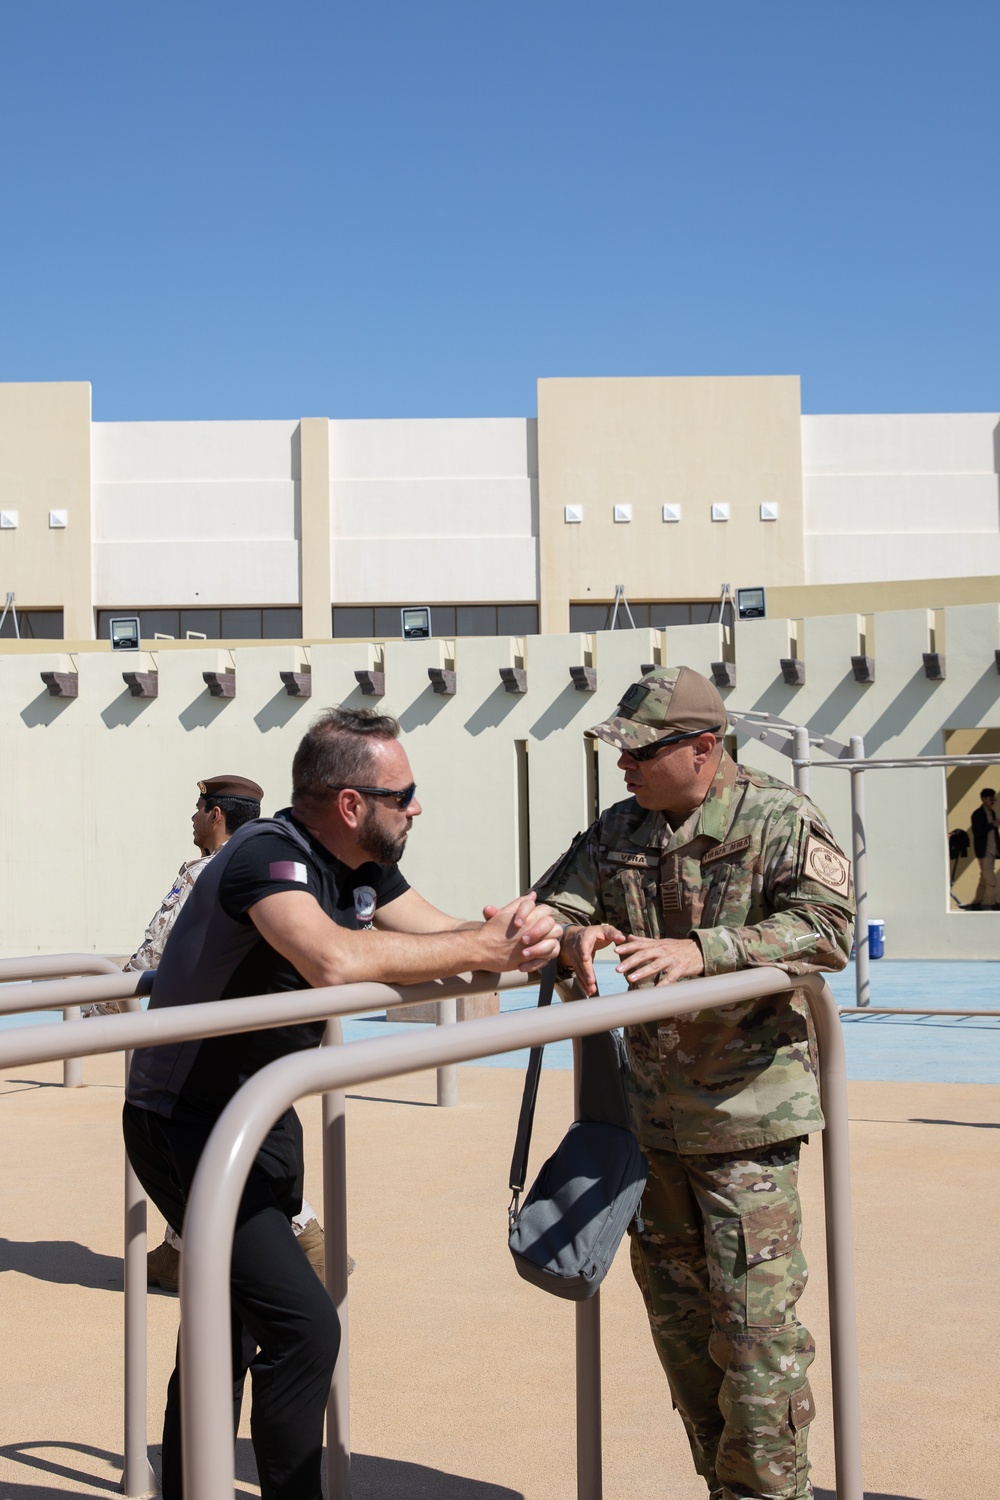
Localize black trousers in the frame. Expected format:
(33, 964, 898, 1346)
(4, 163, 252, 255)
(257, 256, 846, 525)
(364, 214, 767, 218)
(122, 1102, 340, 1500)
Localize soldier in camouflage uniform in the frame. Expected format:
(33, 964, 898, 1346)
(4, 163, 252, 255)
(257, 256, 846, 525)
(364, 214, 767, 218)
(124, 774, 264, 972)
(534, 666, 854, 1500)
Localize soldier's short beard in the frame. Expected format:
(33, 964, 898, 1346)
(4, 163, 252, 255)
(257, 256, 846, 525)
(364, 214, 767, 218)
(358, 803, 409, 865)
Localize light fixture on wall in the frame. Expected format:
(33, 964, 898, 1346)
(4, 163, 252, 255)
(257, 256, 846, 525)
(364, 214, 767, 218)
(109, 616, 141, 651)
(736, 586, 767, 620)
(564, 505, 583, 524)
(711, 504, 730, 522)
(401, 606, 431, 640)
(661, 504, 681, 523)
(613, 504, 632, 523)
(760, 502, 779, 521)
(0, 511, 18, 529)
(48, 510, 68, 528)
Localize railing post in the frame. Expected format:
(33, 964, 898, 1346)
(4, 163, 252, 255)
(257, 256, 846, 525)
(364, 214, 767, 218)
(176, 968, 862, 1500)
(572, 1034, 602, 1500)
(122, 996, 156, 1498)
(849, 735, 870, 1008)
(323, 1018, 351, 1500)
(806, 976, 864, 1500)
(792, 725, 811, 796)
(436, 997, 458, 1106)
(62, 1008, 83, 1086)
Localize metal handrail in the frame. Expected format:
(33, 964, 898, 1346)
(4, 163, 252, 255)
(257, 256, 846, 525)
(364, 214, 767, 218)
(0, 968, 529, 1070)
(0, 965, 532, 1498)
(177, 968, 863, 1500)
(0, 952, 124, 1086)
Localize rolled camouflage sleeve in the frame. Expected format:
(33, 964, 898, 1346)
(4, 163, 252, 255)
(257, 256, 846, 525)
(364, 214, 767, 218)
(695, 806, 854, 978)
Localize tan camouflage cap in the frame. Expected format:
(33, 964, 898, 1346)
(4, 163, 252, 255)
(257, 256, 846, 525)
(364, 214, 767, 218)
(198, 774, 263, 802)
(585, 666, 727, 753)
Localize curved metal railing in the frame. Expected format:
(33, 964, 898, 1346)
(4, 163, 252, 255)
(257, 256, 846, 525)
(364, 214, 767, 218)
(175, 968, 863, 1500)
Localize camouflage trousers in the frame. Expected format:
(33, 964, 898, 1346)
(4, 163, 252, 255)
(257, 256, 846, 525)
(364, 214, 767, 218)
(630, 1139, 816, 1500)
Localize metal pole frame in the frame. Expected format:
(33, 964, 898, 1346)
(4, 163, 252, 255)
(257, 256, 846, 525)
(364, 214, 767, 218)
(0, 952, 123, 1084)
(792, 725, 812, 796)
(848, 736, 870, 1009)
(0, 966, 530, 1499)
(0, 954, 154, 1496)
(176, 969, 863, 1500)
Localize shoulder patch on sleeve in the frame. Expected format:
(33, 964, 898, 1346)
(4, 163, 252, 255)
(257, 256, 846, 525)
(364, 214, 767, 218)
(269, 860, 308, 884)
(802, 835, 851, 896)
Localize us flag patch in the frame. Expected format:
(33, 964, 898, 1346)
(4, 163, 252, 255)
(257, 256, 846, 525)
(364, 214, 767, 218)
(269, 860, 308, 883)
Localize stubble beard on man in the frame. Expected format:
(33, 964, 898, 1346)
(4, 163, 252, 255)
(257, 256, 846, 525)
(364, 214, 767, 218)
(358, 803, 409, 865)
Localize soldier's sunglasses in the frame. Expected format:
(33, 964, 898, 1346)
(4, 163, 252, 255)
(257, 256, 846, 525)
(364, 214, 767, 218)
(327, 782, 418, 809)
(626, 726, 722, 762)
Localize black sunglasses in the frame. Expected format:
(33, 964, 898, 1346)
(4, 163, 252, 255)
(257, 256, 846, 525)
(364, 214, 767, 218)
(327, 782, 418, 810)
(626, 726, 722, 762)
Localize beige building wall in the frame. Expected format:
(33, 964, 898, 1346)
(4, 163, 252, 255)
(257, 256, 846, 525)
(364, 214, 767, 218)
(300, 418, 332, 637)
(0, 382, 93, 638)
(3, 604, 1000, 962)
(536, 376, 806, 632)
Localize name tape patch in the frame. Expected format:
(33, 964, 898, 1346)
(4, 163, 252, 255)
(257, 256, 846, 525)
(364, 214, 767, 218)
(701, 835, 753, 867)
(802, 836, 851, 895)
(269, 860, 308, 884)
(608, 849, 659, 870)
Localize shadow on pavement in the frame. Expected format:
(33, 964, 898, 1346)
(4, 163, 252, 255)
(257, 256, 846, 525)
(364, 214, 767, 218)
(348, 1452, 524, 1498)
(814, 1491, 928, 1500)
(0, 1237, 122, 1289)
(0, 1441, 121, 1495)
(909, 1116, 1000, 1128)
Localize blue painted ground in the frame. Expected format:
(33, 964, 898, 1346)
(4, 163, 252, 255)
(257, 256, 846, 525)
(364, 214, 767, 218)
(2, 960, 998, 1085)
(338, 959, 1000, 1085)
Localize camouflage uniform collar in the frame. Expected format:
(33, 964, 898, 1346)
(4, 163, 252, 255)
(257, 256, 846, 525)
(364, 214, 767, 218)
(648, 750, 739, 851)
(698, 751, 740, 842)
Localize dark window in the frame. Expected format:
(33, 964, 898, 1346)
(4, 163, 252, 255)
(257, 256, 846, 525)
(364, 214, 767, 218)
(333, 604, 539, 639)
(570, 601, 717, 632)
(457, 605, 497, 635)
(262, 608, 303, 638)
(569, 604, 612, 632)
(180, 609, 221, 639)
(333, 607, 374, 638)
(1, 608, 64, 639)
(649, 603, 695, 628)
(497, 604, 538, 636)
(221, 608, 262, 637)
(373, 608, 403, 638)
(140, 610, 181, 639)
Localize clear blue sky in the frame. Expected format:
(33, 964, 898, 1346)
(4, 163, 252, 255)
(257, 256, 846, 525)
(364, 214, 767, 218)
(1, 2, 998, 421)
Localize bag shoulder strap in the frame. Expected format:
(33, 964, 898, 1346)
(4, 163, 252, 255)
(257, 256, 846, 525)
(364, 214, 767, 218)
(507, 960, 557, 1200)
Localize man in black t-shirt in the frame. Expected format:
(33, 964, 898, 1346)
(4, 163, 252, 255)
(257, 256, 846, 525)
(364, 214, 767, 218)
(123, 707, 561, 1500)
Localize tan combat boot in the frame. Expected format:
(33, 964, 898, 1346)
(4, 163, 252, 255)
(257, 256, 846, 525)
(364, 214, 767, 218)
(147, 1237, 180, 1294)
(295, 1218, 355, 1282)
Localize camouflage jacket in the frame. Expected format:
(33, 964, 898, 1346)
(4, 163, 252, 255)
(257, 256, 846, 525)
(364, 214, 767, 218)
(123, 853, 216, 972)
(534, 752, 854, 1154)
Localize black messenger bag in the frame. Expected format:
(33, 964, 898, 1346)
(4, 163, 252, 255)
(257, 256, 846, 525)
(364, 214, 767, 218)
(507, 964, 648, 1301)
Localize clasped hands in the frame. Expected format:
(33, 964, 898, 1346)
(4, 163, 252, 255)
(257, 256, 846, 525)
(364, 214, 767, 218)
(559, 923, 705, 997)
(479, 893, 564, 973)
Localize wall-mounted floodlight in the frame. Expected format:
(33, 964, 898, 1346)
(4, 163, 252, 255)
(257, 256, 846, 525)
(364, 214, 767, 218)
(736, 587, 766, 620)
(401, 606, 431, 640)
(109, 615, 141, 651)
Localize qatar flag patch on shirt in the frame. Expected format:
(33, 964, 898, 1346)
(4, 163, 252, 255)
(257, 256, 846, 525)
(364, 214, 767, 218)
(269, 860, 308, 884)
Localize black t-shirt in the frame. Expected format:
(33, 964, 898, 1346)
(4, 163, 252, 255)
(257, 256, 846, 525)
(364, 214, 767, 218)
(171, 811, 409, 1118)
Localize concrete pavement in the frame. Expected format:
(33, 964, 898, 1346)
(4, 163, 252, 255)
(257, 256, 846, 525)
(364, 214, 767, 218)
(1, 1050, 998, 1499)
